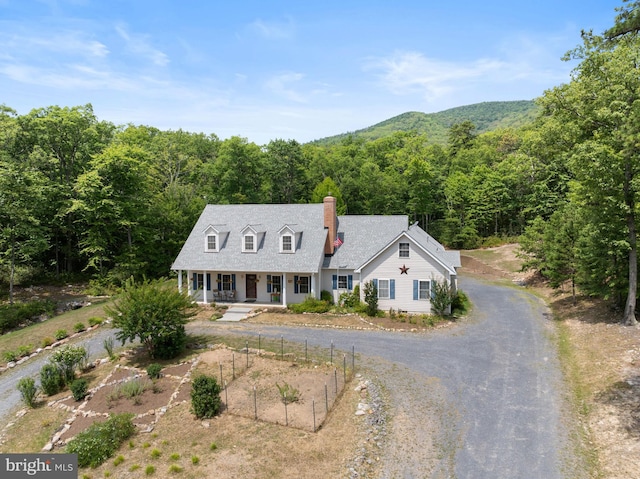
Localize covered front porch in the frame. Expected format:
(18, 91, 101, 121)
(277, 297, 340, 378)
(176, 270, 319, 306)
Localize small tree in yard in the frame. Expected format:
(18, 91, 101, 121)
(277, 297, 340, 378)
(431, 279, 454, 316)
(363, 280, 378, 317)
(106, 278, 197, 359)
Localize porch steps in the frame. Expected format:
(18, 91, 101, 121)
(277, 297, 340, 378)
(219, 306, 254, 322)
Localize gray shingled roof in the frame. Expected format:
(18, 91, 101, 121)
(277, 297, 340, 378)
(171, 203, 327, 273)
(172, 204, 460, 274)
(323, 215, 409, 269)
(407, 223, 461, 270)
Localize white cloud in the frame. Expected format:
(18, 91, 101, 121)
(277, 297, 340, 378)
(365, 51, 509, 100)
(264, 72, 307, 103)
(115, 23, 169, 67)
(365, 43, 572, 106)
(249, 17, 295, 40)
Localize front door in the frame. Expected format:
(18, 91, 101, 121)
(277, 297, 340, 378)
(246, 274, 257, 299)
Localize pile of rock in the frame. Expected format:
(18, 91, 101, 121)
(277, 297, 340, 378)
(348, 375, 387, 479)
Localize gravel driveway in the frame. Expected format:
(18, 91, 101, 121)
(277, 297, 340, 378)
(0, 275, 585, 478)
(192, 275, 586, 479)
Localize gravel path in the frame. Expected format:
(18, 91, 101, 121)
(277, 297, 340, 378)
(0, 275, 585, 478)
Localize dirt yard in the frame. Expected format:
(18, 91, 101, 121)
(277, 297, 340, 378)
(463, 245, 640, 479)
(3, 343, 363, 479)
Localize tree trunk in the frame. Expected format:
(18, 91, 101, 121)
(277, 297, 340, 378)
(9, 236, 15, 305)
(623, 210, 638, 326)
(623, 162, 638, 326)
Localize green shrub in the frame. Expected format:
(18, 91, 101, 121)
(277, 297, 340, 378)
(50, 345, 88, 383)
(73, 322, 86, 333)
(146, 363, 162, 379)
(363, 280, 378, 317)
(66, 413, 135, 468)
(17, 344, 33, 358)
(152, 329, 187, 360)
(191, 456, 199, 465)
(150, 449, 161, 459)
(41, 336, 54, 348)
(339, 284, 361, 309)
(3, 350, 18, 362)
(190, 375, 222, 419)
(276, 382, 300, 403)
(320, 290, 333, 303)
(54, 329, 68, 341)
(40, 363, 64, 396)
(88, 317, 104, 327)
(431, 279, 454, 316)
(288, 296, 331, 313)
(119, 378, 149, 399)
(0, 300, 55, 334)
(145, 465, 155, 475)
(451, 289, 469, 316)
(168, 464, 182, 473)
(17, 377, 38, 408)
(169, 453, 180, 461)
(113, 455, 124, 466)
(70, 378, 89, 401)
(103, 336, 115, 360)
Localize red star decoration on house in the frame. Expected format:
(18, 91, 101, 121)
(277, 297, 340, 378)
(399, 264, 409, 274)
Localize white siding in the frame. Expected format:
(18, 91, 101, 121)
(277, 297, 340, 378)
(359, 238, 451, 314)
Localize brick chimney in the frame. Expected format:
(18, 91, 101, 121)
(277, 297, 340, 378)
(323, 195, 337, 255)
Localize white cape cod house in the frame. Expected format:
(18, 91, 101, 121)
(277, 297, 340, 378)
(171, 196, 460, 314)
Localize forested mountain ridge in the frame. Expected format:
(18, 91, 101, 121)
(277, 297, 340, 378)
(311, 100, 539, 145)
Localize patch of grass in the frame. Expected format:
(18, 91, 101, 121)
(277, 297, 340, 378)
(168, 464, 182, 473)
(555, 320, 601, 476)
(129, 464, 140, 472)
(150, 448, 161, 459)
(191, 456, 199, 465)
(169, 453, 180, 461)
(0, 300, 109, 365)
(145, 465, 155, 475)
(113, 455, 124, 466)
(209, 442, 217, 451)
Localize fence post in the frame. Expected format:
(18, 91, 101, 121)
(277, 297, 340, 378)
(253, 386, 257, 420)
(330, 340, 334, 364)
(343, 354, 347, 384)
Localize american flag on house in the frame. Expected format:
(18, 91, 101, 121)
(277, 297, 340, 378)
(333, 235, 343, 247)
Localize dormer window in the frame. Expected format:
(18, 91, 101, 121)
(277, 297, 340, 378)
(206, 234, 217, 251)
(282, 235, 292, 252)
(278, 225, 299, 253)
(244, 234, 255, 252)
(204, 225, 226, 253)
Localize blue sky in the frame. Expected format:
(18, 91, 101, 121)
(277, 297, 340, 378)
(0, 0, 623, 144)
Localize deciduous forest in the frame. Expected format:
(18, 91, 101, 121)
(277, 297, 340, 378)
(1, 1, 640, 324)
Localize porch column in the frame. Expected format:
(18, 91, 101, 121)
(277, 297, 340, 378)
(202, 271, 208, 304)
(178, 270, 183, 293)
(282, 273, 287, 307)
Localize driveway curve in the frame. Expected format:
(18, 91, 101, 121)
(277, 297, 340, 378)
(0, 276, 585, 478)
(194, 275, 585, 479)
